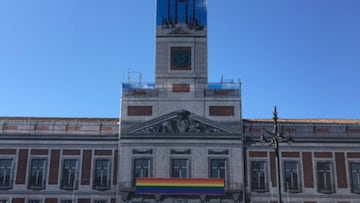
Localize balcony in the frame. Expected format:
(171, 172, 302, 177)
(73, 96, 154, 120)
(351, 183, 360, 194)
(0, 179, 12, 190)
(93, 180, 111, 191)
(251, 182, 269, 193)
(317, 183, 335, 194)
(284, 183, 302, 193)
(61, 180, 79, 190)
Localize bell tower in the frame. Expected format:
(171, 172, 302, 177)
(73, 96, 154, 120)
(155, 0, 208, 98)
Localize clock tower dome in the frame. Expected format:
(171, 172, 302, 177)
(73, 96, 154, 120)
(155, 0, 208, 100)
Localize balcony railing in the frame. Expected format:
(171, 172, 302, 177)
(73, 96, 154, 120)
(93, 180, 111, 190)
(251, 182, 269, 193)
(351, 183, 360, 194)
(204, 89, 240, 97)
(122, 82, 241, 98)
(61, 180, 79, 190)
(28, 181, 45, 190)
(284, 183, 302, 193)
(317, 183, 335, 194)
(0, 179, 12, 190)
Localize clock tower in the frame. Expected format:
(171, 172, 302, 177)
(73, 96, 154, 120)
(155, 0, 208, 101)
(121, 0, 241, 121)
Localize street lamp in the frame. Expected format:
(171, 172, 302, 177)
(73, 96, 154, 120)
(260, 106, 293, 203)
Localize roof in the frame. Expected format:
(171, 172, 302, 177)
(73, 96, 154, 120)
(244, 118, 360, 125)
(0, 117, 119, 123)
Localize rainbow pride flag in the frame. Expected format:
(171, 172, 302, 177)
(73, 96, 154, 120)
(136, 178, 224, 195)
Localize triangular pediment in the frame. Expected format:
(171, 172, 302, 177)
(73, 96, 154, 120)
(126, 110, 233, 134)
(169, 27, 190, 35)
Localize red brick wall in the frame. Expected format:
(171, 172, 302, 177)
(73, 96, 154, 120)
(95, 150, 112, 156)
(128, 106, 152, 116)
(48, 150, 60, 184)
(314, 152, 333, 158)
(282, 151, 300, 157)
(270, 152, 277, 187)
(16, 149, 28, 184)
(209, 106, 234, 116)
(81, 150, 92, 185)
(0, 149, 16, 154)
(78, 199, 90, 203)
(31, 149, 49, 155)
(12, 198, 25, 203)
(335, 152, 347, 188)
(303, 152, 314, 188)
(45, 198, 57, 203)
(63, 149, 81, 155)
(249, 151, 267, 157)
(347, 152, 360, 158)
(172, 84, 190, 92)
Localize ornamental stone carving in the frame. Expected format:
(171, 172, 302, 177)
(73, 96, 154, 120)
(134, 110, 225, 134)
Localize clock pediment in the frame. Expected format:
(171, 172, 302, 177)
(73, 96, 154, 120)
(126, 110, 233, 135)
(169, 27, 191, 35)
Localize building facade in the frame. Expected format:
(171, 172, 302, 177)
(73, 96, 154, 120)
(1, 1, 360, 203)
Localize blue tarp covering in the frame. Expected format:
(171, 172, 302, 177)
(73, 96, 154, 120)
(207, 83, 241, 90)
(122, 82, 240, 90)
(122, 83, 155, 89)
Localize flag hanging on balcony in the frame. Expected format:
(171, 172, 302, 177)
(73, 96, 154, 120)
(135, 178, 224, 195)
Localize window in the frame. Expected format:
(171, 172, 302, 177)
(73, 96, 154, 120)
(28, 200, 41, 203)
(316, 162, 334, 193)
(284, 161, 301, 193)
(251, 161, 267, 192)
(93, 159, 111, 190)
(0, 159, 13, 189)
(134, 158, 151, 178)
(94, 200, 107, 203)
(61, 159, 79, 190)
(210, 159, 226, 179)
(171, 159, 189, 178)
(28, 159, 47, 190)
(350, 162, 360, 193)
(61, 200, 73, 203)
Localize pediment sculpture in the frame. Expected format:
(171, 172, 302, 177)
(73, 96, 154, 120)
(130, 110, 228, 134)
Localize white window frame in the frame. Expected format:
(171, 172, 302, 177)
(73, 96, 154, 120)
(93, 200, 107, 203)
(250, 159, 268, 192)
(349, 161, 360, 194)
(283, 160, 302, 193)
(28, 199, 42, 203)
(134, 157, 152, 178)
(0, 199, 10, 203)
(316, 161, 335, 194)
(0, 158, 15, 190)
(171, 158, 190, 178)
(28, 158, 47, 190)
(61, 158, 79, 190)
(93, 158, 111, 190)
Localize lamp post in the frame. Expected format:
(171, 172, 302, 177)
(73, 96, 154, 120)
(260, 106, 293, 203)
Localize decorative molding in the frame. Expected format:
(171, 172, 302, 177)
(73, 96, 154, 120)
(208, 149, 229, 155)
(130, 110, 227, 134)
(171, 149, 191, 154)
(132, 149, 153, 154)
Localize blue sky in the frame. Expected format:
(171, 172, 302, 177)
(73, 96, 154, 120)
(0, 0, 359, 119)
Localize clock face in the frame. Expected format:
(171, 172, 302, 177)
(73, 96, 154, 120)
(171, 47, 191, 70)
